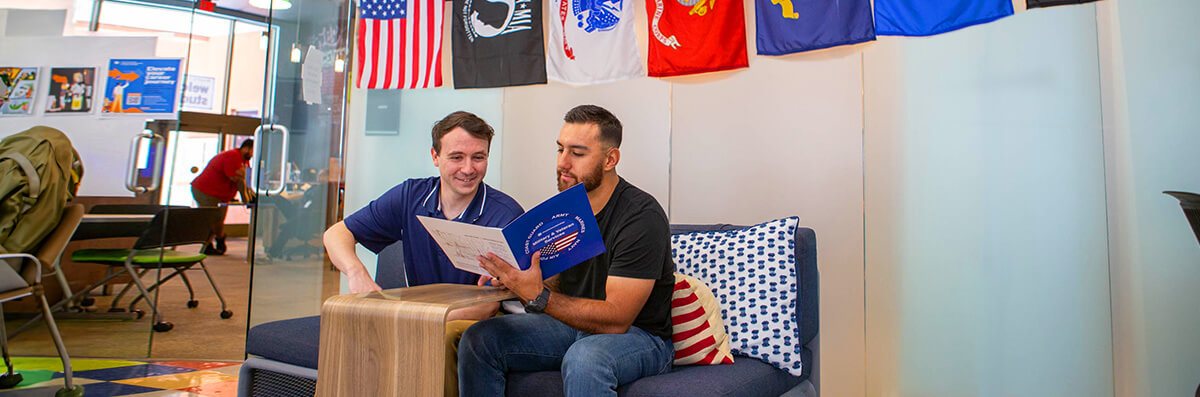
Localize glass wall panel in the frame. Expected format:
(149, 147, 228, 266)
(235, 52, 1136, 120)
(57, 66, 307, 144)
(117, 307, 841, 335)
(863, 5, 1113, 396)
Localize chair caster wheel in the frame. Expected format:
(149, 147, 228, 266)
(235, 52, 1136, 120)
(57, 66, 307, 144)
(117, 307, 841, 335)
(153, 321, 174, 332)
(0, 372, 24, 389)
(79, 298, 95, 307)
(132, 309, 145, 319)
(187, 300, 199, 308)
(55, 384, 84, 397)
(220, 310, 233, 319)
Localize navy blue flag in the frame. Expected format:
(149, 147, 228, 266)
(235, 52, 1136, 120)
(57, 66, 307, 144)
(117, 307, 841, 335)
(1027, 0, 1100, 9)
(874, 0, 1013, 37)
(756, 0, 875, 55)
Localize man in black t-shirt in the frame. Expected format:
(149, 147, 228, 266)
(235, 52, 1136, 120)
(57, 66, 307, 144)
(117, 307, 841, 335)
(460, 105, 676, 396)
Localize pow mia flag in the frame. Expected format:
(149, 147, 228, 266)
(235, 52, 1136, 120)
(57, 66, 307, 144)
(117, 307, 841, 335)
(452, 0, 547, 88)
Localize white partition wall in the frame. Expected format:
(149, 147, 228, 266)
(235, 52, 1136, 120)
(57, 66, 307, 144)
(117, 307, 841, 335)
(863, 5, 1113, 396)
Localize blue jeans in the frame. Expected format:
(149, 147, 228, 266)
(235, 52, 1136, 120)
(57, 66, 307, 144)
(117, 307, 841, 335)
(458, 313, 674, 397)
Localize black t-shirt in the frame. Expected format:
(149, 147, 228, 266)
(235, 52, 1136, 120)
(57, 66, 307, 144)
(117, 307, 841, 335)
(556, 178, 675, 340)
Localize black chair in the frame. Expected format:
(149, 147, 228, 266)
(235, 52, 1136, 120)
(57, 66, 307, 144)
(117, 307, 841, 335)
(69, 207, 233, 332)
(1164, 191, 1200, 248)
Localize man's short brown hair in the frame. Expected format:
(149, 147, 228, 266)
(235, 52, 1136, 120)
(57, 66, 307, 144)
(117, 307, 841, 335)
(563, 105, 621, 148)
(432, 111, 494, 153)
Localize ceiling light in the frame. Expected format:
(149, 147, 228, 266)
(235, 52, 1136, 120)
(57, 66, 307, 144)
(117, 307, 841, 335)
(248, 0, 292, 10)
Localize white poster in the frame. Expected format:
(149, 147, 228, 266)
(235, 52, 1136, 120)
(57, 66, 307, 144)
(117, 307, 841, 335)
(182, 75, 215, 111)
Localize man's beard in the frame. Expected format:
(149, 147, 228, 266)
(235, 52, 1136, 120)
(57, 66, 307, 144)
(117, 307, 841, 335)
(557, 163, 604, 192)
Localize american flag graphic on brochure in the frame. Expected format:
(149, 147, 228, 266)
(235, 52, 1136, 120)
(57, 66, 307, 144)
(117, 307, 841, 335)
(357, 0, 444, 89)
(539, 231, 579, 257)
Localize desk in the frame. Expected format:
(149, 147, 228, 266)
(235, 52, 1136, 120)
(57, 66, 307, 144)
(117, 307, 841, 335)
(316, 284, 515, 397)
(74, 214, 153, 241)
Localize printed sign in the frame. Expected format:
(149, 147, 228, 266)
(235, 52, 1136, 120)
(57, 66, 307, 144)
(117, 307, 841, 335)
(103, 59, 182, 115)
(45, 67, 96, 114)
(0, 67, 38, 116)
(182, 75, 215, 111)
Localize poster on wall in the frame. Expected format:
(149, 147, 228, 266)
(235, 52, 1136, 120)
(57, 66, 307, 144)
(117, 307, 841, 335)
(181, 74, 215, 112)
(103, 59, 182, 115)
(0, 67, 39, 116)
(45, 67, 96, 115)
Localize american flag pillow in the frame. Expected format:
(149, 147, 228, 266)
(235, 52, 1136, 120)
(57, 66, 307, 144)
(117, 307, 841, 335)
(671, 273, 735, 366)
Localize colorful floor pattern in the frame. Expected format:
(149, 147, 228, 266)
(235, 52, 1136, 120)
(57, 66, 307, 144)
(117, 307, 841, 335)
(0, 358, 241, 396)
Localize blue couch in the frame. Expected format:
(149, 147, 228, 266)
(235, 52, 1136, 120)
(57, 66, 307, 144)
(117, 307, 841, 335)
(239, 224, 819, 397)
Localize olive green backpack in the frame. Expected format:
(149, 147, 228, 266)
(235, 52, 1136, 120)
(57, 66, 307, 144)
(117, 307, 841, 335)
(0, 126, 84, 258)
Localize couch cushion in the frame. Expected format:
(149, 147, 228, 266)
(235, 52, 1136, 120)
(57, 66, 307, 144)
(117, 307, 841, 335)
(671, 217, 805, 377)
(246, 315, 321, 369)
(506, 356, 801, 397)
(671, 273, 734, 365)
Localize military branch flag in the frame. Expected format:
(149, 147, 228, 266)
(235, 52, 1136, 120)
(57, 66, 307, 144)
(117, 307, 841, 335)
(356, 0, 444, 89)
(755, 0, 874, 56)
(647, 0, 747, 77)
(874, 0, 1013, 37)
(451, 0, 547, 88)
(547, 0, 643, 85)
(1026, 0, 1100, 9)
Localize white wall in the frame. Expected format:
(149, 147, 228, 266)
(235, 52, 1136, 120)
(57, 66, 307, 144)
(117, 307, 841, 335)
(0, 34, 159, 197)
(1100, 1, 1200, 396)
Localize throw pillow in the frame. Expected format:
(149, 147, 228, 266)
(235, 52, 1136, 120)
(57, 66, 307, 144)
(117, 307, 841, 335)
(670, 217, 803, 377)
(671, 272, 735, 365)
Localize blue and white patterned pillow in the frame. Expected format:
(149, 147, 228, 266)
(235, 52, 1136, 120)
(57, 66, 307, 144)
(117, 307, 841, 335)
(670, 217, 802, 377)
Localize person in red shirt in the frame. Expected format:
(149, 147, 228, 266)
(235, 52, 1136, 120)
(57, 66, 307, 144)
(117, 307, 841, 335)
(191, 139, 255, 255)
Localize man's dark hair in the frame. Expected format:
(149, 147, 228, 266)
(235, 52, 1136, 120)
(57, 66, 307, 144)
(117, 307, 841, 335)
(432, 111, 494, 153)
(240, 139, 254, 149)
(563, 105, 622, 148)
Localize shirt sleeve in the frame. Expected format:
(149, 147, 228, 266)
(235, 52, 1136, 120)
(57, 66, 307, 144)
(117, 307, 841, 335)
(606, 206, 671, 280)
(343, 181, 410, 253)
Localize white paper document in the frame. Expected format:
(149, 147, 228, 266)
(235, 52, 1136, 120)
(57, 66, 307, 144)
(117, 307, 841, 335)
(417, 215, 520, 276)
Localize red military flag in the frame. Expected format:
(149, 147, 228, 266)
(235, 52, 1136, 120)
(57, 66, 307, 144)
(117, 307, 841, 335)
(646, 0, 747, 77)
(357, 0, 444, 89)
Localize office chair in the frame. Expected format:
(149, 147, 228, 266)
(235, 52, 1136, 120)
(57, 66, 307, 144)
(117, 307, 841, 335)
(1163, 191, 1200, 248)
(0, 204, 85, 396)
(69, 207, 233, 332)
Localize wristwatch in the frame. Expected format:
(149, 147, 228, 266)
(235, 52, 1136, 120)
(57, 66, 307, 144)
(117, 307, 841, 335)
(524, 287, 551, 314)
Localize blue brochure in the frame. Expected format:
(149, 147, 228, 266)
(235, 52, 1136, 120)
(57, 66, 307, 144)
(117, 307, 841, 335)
(417, 183, 605, 279)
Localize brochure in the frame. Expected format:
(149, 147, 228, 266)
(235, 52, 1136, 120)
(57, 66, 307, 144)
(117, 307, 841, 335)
(418, 183, 605, 279)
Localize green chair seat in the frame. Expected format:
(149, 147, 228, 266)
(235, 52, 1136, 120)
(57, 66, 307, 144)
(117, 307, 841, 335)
(71, 248, 206, 265)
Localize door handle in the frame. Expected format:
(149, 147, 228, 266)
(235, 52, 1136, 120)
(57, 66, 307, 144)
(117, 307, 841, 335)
(250, 124, 290, 195)
(124, 131, 164, 193)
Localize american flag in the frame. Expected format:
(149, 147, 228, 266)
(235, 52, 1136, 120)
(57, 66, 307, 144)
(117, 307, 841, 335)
(539, 231, 579, 257)
(357, 0, 443, 89)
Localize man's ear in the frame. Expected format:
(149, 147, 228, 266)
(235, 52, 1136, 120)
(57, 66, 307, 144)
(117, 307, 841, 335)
(604, 147, 620, 171)
(430, 147, 439, 167)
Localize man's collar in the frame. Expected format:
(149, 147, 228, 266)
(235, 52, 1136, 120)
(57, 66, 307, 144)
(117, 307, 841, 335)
(420, 177, 487, 223)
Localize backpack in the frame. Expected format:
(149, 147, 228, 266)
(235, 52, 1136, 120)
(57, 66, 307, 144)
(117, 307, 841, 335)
(0, 126, 84, 256)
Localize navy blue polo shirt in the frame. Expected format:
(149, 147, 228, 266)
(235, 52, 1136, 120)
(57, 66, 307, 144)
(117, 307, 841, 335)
(343, 177, 524, 287)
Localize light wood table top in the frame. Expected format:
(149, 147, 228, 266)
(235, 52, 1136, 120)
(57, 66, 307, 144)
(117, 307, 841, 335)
(316, 283, 516, 397)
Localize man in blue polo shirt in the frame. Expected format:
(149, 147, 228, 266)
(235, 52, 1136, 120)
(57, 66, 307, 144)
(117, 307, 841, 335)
(322, 111, 523, 395)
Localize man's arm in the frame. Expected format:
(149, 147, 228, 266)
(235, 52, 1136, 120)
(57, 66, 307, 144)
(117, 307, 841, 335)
(479, 253, 654, 334)
(323, 221, 382, 293)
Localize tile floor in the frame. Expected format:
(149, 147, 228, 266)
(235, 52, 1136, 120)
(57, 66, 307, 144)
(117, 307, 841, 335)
(0, 357, 242, 396)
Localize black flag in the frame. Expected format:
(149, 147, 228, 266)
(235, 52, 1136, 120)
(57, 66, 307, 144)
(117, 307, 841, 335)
(1027, 0, 1100, 9)
(452, 0, 547, 88)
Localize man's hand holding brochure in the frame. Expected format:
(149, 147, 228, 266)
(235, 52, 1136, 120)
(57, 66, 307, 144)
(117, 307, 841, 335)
(417, 184, 605, 280)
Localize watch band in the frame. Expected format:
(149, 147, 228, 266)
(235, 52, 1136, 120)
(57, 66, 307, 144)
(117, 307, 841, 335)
(524, 287, 551, 313)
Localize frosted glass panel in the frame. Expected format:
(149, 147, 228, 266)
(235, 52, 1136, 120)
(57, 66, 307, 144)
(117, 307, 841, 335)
(863, 5, 1112, 396)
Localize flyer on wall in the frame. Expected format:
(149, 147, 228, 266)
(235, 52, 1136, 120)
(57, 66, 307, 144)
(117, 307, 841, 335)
(103, 58, 182, 116)
(45, 67, 96, 115)
(0, 67, 38, 116)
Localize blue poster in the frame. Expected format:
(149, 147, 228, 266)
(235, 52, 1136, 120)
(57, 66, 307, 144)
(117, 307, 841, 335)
(103, 58, 182, 115)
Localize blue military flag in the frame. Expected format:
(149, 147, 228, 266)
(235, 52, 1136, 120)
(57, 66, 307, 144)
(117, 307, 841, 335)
(874, 0, 1013, 37)
(755, 0, 875, 56)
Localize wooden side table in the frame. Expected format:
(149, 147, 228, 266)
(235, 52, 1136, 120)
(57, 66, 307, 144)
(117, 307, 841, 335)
(316, 284, 515, 397)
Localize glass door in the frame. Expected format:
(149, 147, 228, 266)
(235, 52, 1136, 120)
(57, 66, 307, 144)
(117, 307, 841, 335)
(247, 0, 351, 329)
